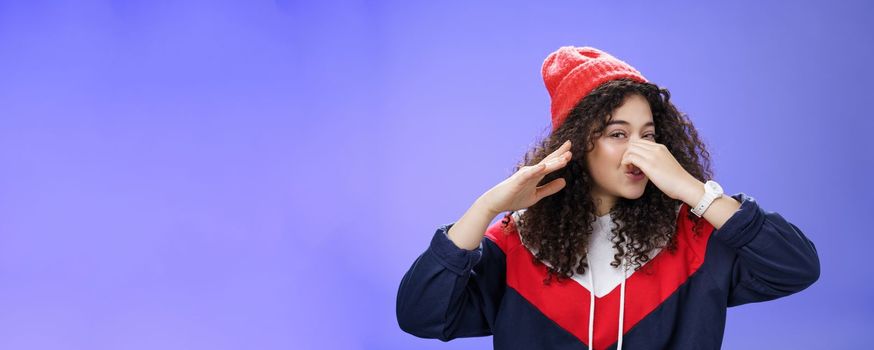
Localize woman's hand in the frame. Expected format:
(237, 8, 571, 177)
(619, 138, 699, 201)
(478, 140, 573, 214)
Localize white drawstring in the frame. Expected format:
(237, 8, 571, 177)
(617, 252, 627, 350)
(587, 261, 595, 350)
(587, 241, 629, 350)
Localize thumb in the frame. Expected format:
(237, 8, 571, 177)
(620, 152, 635, 171)
(535, 178, 567, 200)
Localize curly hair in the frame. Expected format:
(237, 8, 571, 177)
(499, 78, 714, 285)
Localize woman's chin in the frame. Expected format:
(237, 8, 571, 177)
(621, 184, 647, 199)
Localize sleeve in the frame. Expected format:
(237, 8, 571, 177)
(711, 192, 821, 307)
(395, 221, 508, 341)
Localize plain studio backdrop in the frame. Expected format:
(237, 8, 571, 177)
(0, 0, 871, 349)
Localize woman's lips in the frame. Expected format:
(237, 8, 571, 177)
(626, 170, 646, 181)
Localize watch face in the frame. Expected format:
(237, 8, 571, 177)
(706, 180, 723, 195)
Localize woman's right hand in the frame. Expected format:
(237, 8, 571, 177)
(479, 139, 573, 214)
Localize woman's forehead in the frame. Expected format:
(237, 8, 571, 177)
(608, 95, 653, 125)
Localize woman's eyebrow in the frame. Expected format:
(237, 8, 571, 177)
(607, 120, 655, 127)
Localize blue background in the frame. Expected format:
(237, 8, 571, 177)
(1, 0, 871, 348)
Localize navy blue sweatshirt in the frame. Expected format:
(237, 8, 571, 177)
(396, 192, 820, 349)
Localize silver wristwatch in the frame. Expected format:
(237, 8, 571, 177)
(691, 180, 724, 217)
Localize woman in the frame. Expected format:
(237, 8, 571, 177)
(396, 46, 820, 350)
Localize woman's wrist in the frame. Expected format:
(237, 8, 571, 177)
(678, 176, 705, 207)
(473, 194, 503, 219)
(446, 196, 502, 251)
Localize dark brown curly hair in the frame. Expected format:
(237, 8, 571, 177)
(500, 78, 714, 285)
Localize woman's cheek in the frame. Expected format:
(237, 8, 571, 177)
(604, 144, 626, 165)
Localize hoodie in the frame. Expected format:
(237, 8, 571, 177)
(396, 192, 820, 350)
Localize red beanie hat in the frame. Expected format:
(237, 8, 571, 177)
(542, 46, 648, 132)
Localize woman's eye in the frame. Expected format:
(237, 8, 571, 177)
(610, 133, 656, 139)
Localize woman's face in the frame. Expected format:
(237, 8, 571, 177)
(585, 93, 656, 212)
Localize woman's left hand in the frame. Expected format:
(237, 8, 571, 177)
(620, 138, 701, 201)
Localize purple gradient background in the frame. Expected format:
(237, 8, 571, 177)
(1, 0, 871, 349)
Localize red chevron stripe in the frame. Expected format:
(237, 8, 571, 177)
(485, 204, 715, 350)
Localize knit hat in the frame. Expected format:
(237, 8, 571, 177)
(541, 46, 648, 132)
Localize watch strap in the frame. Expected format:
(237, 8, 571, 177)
(691, 181, 723, 217)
